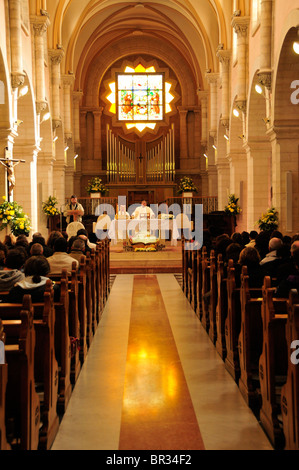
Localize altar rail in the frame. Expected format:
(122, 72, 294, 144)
(165, 196, 218, 214)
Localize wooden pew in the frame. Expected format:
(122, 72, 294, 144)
(0, 283, 60, 450)
(195, 249, 203, 320)
(208, 250, 218, 344)
(2, 296, 40, 450)
(49, 265, 81, 384)
(201, 247, 211, 333)
(78, 256, 88, 363)
(95, 243, 104, 319)
(215, 255, 228, 360)
(224, 261, 241, 382)
(281, 289, 299, 450)
(86, 251, 97, 335)
(0, 319, 10, 450)
(238, 267, 263, 409)
(187, 249, 197, 309)
(258, 276, 291, 449)
(85, 254, 94, 348)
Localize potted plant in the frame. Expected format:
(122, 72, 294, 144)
(177, 176, 198, 197)
(0, 196, 32, 236)
(257, 207, 279, 232)
(86, 177, 109, 198)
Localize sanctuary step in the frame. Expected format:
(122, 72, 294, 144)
(110, 243, 182, 274)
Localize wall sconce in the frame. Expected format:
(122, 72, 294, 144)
(74, 154, 79, 160)
(53, 136, 58, 143)
(41, 112, 50, 123)
(64, 146, 69, 152)
(18, 85, 28, 98)
(224, 134, 229, 141)
(203, 153, 208, 159)
(293, 28, 299, 54)
(255, 84, 263, 95)
(212, 144, 217, 150)
(233, 108, 240, 118)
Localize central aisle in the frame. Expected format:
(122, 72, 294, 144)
(52, 274, 273, 451)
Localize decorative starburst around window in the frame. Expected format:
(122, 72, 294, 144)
(106, 63, 175, 134)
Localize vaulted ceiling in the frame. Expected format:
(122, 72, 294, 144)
(44, 0, 234, 94)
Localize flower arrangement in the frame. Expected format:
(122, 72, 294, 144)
(224, 194, 241, 216)
(86, 177, 109, 195)
(42, 195, 61, 216)
(257, 207, 279, 232)
(177, 176, 198, 195)
(0, 196, 31, 236)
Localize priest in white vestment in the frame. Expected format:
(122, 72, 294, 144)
(132, 200, 155, 219)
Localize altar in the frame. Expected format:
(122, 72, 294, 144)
(105, 218, 180, 246)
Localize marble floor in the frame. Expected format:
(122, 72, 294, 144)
(51, 274, 273, 451)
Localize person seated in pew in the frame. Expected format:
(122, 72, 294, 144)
(245, 230, 258, 248)
(28, 234, 53, 258)
(275, 250, 299, 298)
(29, 243, 44, 257)
(0, 248, 26, 293)
(259, 237, 284, 278)
(69, 238, 86, 264)
(6, 255, 60, 303)
(225, 243, 242, 265)
(235, 246, 264, 288)
(76, 228, 96, 251)
(0, 242, 8, 269)
(47, 237, 79, 274)
(275, 240, 299, 284)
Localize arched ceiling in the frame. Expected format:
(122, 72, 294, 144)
(46, 0, 233, 92)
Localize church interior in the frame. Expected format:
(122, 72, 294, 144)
(0, 0, 299, 452)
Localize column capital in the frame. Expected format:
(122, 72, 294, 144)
(48, 47, 65, 65)
(197, 90, 209, 101)
(216, 46, 231, 67)
(231, 16, 250, 37)
(205, 71, 219, 85)
(31, 15, 50, 36)
(62, 73, 75, 88)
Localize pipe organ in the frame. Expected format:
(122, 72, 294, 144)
(106, 124, 175, 185)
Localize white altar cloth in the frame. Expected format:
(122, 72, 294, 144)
(106, 218, 180, 245)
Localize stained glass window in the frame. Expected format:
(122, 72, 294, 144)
(117, 73, 164, 122)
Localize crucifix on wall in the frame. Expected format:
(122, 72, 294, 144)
(0, 155, 26, 199)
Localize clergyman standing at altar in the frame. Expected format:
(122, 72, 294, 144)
(63, 195, 84, 224)
(132, 200, 155, 219)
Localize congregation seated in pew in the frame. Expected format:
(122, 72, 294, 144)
(69, 238, 86, 264)
(6, 255, 60, 303)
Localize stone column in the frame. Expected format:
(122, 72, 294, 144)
(93, 107, 103, 167)
(258, 0, 273, 90)
(205, 72, 219, 138)
(49, 47, 65, 129)
(267, 126, 299, 234)
(62, 74, 75, 140)
(244, 139, 272, 231)
(32, 14, 50, 114)
(0, 130, 18, 201)
(9, 0, 25, 89)
(73, 91, 83, 150)
(231, 14, 249, 112)
(177, 106, 188, 169)
(197, 91, 209, 147)
(216, 45, 231, 130)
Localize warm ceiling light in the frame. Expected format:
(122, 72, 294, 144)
(212, 144, 217, 150)
(53, 136, 58, 142)
(255, 84, 263, 94)
(233, 108, 240, 117)
(74, 154, 78, 159)
(204, 153, 208, 158)
(224, 134, 229, 141)
(293, 41, 299, 54)
(64, 146, 69, 151)
(41, 112, 50, 122)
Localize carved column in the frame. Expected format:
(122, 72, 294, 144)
(231, 15, 250, 112)
(49, 48, 65, 129)
(62, 74, 75, 140)
(258, 0, 273, 90)
(9, 0, 25, 89)
(216, 46, 231, 130)
(205, 72, 219, 138)
(32, 14, 50, 114)
(73, 91, 83, 149)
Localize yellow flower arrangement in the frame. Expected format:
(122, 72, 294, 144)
(224, 194, 241, 216)
(257, 207, 278, 232)
(86, 177, 109, 195)
(177, 176, 198, 195)
(42, 196, 61, 216)
(0, 196, 31, 236)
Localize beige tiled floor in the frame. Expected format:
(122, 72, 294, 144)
(52, 274, 273, 451)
